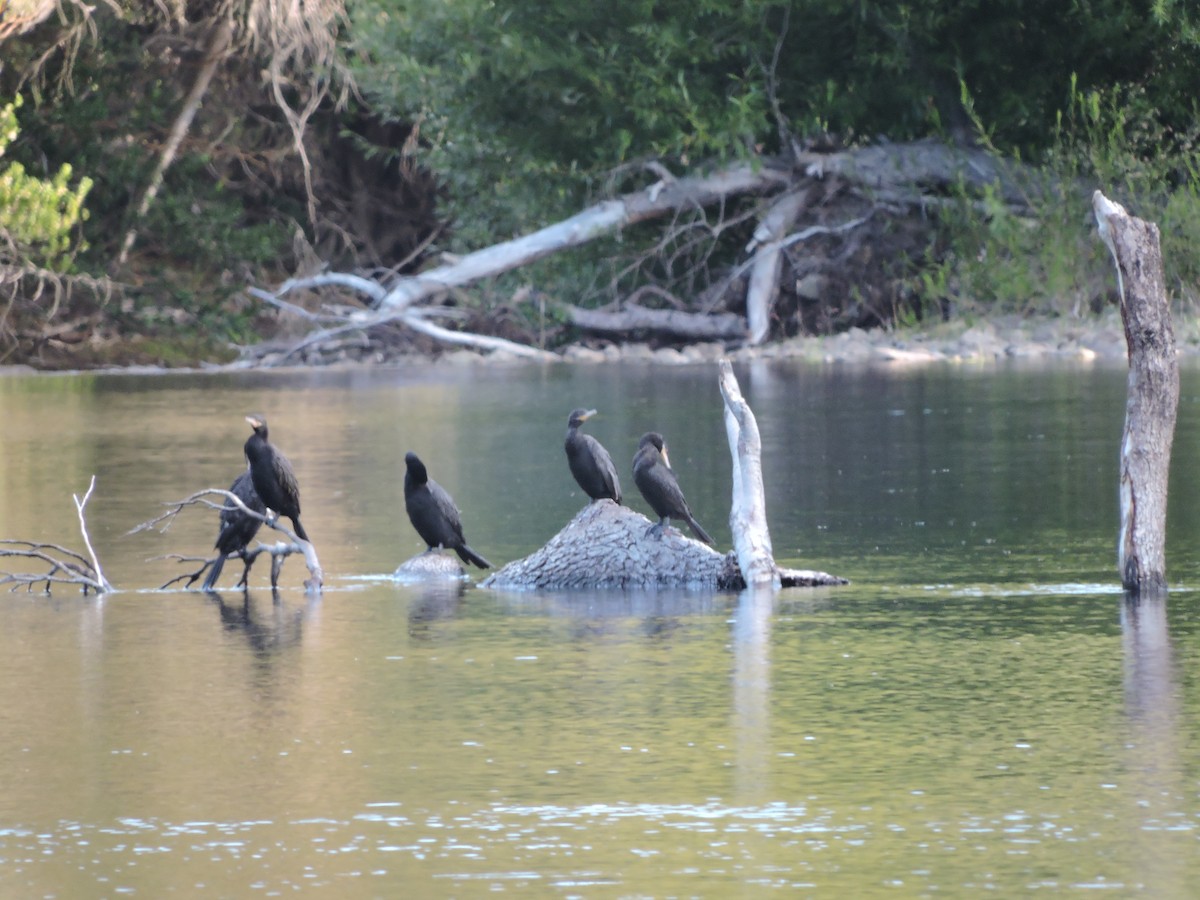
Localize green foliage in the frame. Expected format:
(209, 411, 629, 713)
(0, 95, 92, 269)
(928, 76, 1200, 317)
(350, 0, 1200, 318)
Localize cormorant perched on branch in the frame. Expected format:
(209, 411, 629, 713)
(203, 469, 266, 590)
(632, 431, 715, 545)
(564, 408, 622, 504)
(404, 452, 492, 568)
(244, 415, 310, 543)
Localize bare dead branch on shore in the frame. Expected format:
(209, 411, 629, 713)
(240, 141, 1046, 361)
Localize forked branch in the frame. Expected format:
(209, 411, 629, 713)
(0, 475, 112, 595)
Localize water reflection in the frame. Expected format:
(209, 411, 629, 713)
(1120, 591, 1186, 896)
(407, 581, 467, 641)
(205, 589, 307, 658)
(733, 586, 773, 803)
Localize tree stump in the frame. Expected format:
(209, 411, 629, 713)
(482, 501, 734, 590)
(1093, 190, 1179, 594)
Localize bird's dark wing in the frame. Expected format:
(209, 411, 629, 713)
(272, 452, 302, 515)
(429, 480, 466, 542)
(587, 435, 622, 502)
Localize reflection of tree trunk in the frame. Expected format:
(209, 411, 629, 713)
(116, 19, 234, 268)
(1093, 192, 1178, 592)
(733, 586, 773, 802)
(1120, 594, 1185, 895)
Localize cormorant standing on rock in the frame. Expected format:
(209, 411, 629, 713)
(632, 431, 715, 545)
(404, 451, 492, 568)
(244, 415, 310, 543)
(565, 408, 622, 504)
(203, 468, 266, 590)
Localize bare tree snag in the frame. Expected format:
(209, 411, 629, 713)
(1094, 190, 1179, 594)
(130, 488, 324, 593)
(746, 189, 808, 345)
(0, 475, 111, 595)
(719, 361, 778, 587)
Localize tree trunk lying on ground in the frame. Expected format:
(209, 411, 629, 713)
(244, 140, 1044, 363)
(1094, 190, 1178, 595)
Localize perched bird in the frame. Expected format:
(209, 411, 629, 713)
(203, 468, 265, 590)
(243, 415, 310, 543)
(632, 431, 714, 545)
(404, 451, 492, 568)
(564, 407, 622, 504)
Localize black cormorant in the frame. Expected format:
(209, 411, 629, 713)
(404, 451, 492, 568)
(244, 415, 310, 543)
(632, 431, 714, 545)
(203, 468, 266, 590)
(565, 408, 622, 503)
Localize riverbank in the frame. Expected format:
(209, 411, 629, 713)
(4, 308, 1199, 375)
(417, 308, 1200, 370)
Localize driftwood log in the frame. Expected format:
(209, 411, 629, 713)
(1093, 191, 1178, 594)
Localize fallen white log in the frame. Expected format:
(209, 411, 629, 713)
(745, 189, 809, 345)
(375, 163, 794, 311)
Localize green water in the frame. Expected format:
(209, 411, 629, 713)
(0, 360, 1197, 896)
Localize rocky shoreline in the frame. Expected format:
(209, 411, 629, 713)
(4, 309, 1200, 375)
(433, 309, 1200, 370)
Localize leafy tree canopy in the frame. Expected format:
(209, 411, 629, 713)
(349, 0, 1200, 240)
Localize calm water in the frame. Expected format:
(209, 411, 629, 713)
(0, 359, 1198, 896)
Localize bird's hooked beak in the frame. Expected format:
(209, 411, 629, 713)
(245, 415, 262, 428)
(581, 408, 598, 421)
(661, 444, 672, 469)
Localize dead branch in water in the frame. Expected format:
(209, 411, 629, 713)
(0, 475, 113, 595)
(130, 488, 324, 593)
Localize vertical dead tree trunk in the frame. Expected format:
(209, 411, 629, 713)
(719, 360, 780, 588)
(1093, 190, 1179, 594)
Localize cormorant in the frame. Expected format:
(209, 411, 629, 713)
(565, 408, 622, 503)
(203, 468, 266, 590)
(404, 451, 492, 568)
(632, 431, 715, 545)
(243, 415, 310, 543)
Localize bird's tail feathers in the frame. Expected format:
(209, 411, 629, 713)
(687, 516, 715, 546)
(457, 544, 492, 569)
(203, 555, 225, 591)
